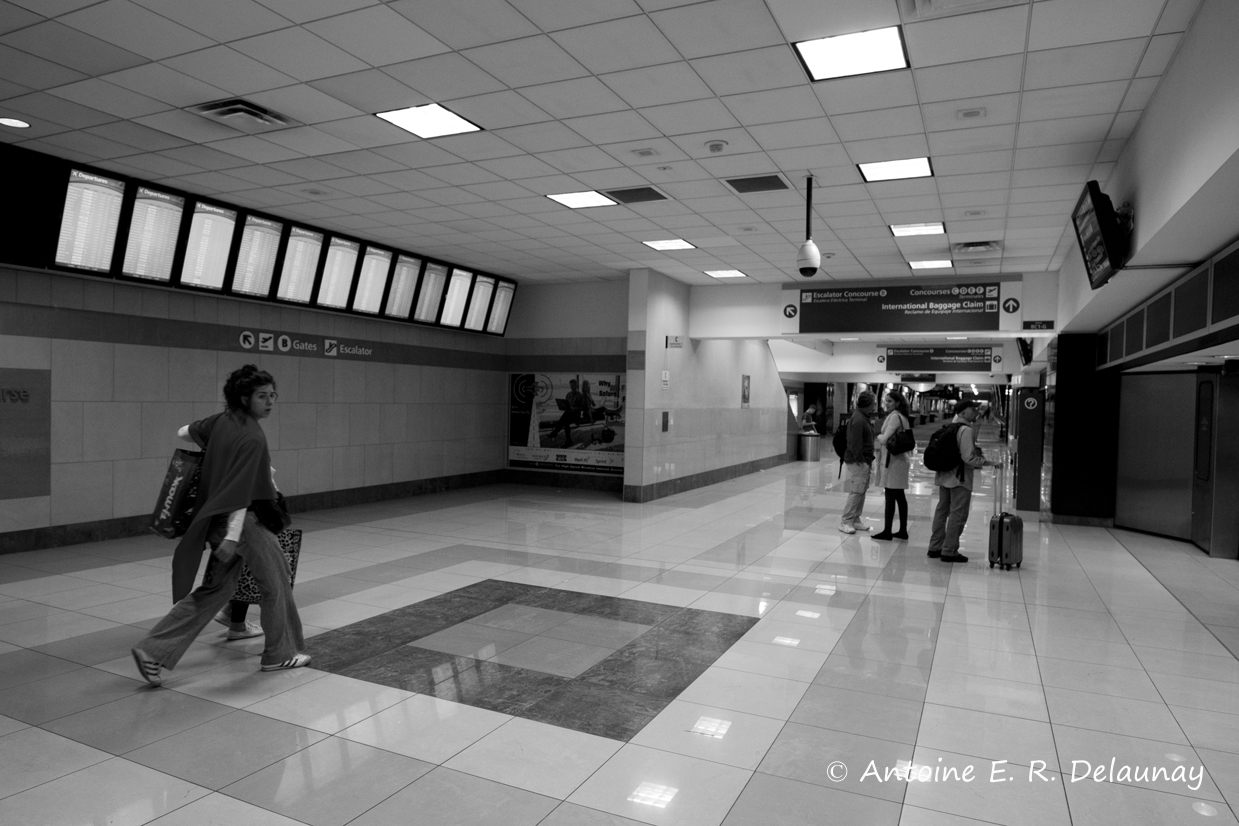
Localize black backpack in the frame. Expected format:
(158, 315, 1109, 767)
(832, 426, 848, 460)
(922, 423, 965, 472)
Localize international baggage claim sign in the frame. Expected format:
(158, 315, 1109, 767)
(797, 282, 1024, 333)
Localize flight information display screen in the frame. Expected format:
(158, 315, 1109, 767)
(413, 262, 448, 322)
(316, 237, 359, 309)
(463, 275, 494, 331)
(180, 202, 236, 290)
(56, 169, 125, 272)
(352, 247, 391, 314)
(384, 255, 421, 319)
(276, 227, 323, 303)
(122, 187, 183, 281)
(440, 268, 473, 327)
(486, 282, 515, 334)
(232, 215, 282, 297)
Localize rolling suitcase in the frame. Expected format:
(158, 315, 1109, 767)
(988, 465, 1023, 570)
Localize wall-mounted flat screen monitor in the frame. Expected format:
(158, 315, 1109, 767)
(122, 187, 183, 281)
(463, 275, 494, 331)
(413, 262, 448, 323)
(1072, 180, 1125, 290)
(56, 169, 125, 272)
(180, 202, 236, 290)
(352, 247, 391, 314)
(316, 237, 359, 308)
(440, 268, 473, 327)
(384, 255, 421, 319)
(486, 282, 515, 334)
(276, 227, 323, 303)
(232, 215, 282, 297)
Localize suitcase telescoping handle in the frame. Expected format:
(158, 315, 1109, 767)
(993, 463, 1003, 517)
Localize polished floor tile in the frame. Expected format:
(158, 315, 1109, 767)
(629, 699, 786, 770)
(337, 693, 510, 764)
(351, 767, 557, 826)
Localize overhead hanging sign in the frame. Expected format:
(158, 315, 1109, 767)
(798, 282, 1023, 333)
(885, 347, 996, 372)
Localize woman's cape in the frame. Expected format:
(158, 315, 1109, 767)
(170, 412, 275, 601)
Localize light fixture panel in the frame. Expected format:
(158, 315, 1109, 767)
(859, 157, 932, 182)
(890, 222, 944, 237)
(705, 270, 746, 279)
(376, 103, 480, 139)
(0, 117, 30, 128)
(910, 260, 952, 269)
(644, 239, 695, 250)
(794, 26, 908, 81)
(547, 191, 617, 209)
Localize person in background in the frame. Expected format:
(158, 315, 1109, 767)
(131, 365, 309, 686)
(800, 403, 818, 432)
(839, 392, 877, 534)
(872, 391, 913, 541)
(927, 399, 1000, 563)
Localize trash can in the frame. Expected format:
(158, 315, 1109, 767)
(799, 433, 821, 462)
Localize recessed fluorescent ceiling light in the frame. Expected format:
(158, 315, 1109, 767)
(947, 336, 969, 340)
(891, 222, 944, 237)
(705, 270, 746, 278)
(859, 157, 932, 182)
(910, 260, 952, 269)
(0, 117, 29, 128)
(376, 103, 479, 138)
(840, 337, 860, 341)
(644, 239, 695, 250)
(794, 26, 907, 81)
(548, 191, 616, 208)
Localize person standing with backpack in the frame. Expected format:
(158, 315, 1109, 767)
(921, 400, 999, 562)
(872, 391, 914, 541)
(838, 392, 877, 534)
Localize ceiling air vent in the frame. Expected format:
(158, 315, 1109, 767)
(901, 0, 1024, 21)
(724, 174, 790, 194)
(188, 98, 295, 134)
(604, 186, 668, 204)
(952, 241, 1002, 254)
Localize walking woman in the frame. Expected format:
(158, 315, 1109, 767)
(872, 391, 913, 541)
(132, 365, 309, 686)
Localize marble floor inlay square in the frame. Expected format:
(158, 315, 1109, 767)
(308, 579, 759, 740)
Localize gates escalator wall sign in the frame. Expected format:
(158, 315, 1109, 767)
(0, 369, 51, 499)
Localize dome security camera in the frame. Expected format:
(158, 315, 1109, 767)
(798, 238, 820, 277)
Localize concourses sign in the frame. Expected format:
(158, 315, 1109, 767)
(799, 283, 1018, 333)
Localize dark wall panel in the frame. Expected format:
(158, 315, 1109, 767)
(1050, 334, 1120, 520)
(1115, 372, 1195, 538)
(1211, 248, 1239, 324)
(1146, 293, 1172, 348)
(1125, 309, 1145, 357)
(1174, 268, 1209, 337)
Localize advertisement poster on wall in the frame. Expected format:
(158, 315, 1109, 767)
(508, 373, 625, 475)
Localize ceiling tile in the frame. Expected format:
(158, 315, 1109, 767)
(721, 86, 823, 127)
(448, 90, 551, 130)
(1016, 114, 1112, 148)
(1, 20, 146, 76)
(831, 106, 924, 142)
(600, 62, 714, 109)
(1013, 142, 1102, 170)
(388, 0, 540, 50)
(1155, 0, 1204, 34)
(0, 2, 41, 36)
(1120, 76, 1160, 112)
(1137, 33, 1182, 77)
(232, 26, 369, 82)
(372, 141, 461, 169)
(650, 0, 785, 60)
(551, 16, 681, 76)
(1010, 165, 1090, 188)
(937, 171, 1010, 193)
(309, 69, 429, 113)
(931, 123, 1015, 156)
(904, 5, 1029, 68)
(813, 69, 917, 115)
(0, 43, 87, 90)
(110, 151, 203, 177)
(1029, 0, 1163, 51)
(749, 117, 840, 151)
(493, 122, 591, 153)
(921, 93, 1019, 133)
(130, 0, 289, 42)
(253, 0, 378, 24)
(933, 150, 1012, 175)
(1025, 38, 1146, 90)
(305, 5, 449, 67)
(536, 146, 623, 174)
(507, 0, 642, 32)
(689, 45, 805, 96)
(39, 129, 137, 159)
(261, 124, 358, 155)
(47, 78, 169, 119)
(430, 132, 523, 161)
(85, 120, 186, 151)
(160, 142, 250, 170)
(639, 98, 740, 136)
(164, 46, 298, 96)
(462, 35, 589, 88)
(1020, 80, 1127, 121)
(475, 154, 562, 179)
(423, 161, 502, 186)
(766, 0, 899, 42)
(317, 148, 405, 175)
(206, 134, 303, 163)
(60, 0, 213, 61)
(565, 110, 660, 143)
(913, 54, 1023, 104)
(1107, 110, 1141, 141)
(519, 77, 630, 119)
(463, 180, 540, 200)
(3, 91, 116, 128)
(767, 143, 852, 171)
(842, 133, 928, 164)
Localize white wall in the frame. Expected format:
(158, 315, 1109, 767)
(504, 280, 628, 339)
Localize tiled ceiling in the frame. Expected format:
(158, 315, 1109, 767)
(0, 0, 1202, 286)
